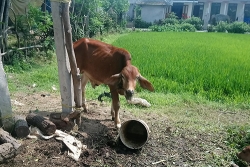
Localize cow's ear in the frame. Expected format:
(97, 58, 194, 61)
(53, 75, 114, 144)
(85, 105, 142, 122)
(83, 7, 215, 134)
(106, 73, 121, 85)
(138, 75, 154, 92)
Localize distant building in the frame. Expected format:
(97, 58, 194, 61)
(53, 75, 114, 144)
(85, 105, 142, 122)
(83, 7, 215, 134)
(128, 0, 250, 29)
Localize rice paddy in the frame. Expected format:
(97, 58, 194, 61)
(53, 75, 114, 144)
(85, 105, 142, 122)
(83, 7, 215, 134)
(112, 32, 250, 107)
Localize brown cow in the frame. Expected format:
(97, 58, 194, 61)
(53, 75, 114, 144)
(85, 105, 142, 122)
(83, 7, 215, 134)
(238, 145, 250, 163)
(73, 38, 154, 128)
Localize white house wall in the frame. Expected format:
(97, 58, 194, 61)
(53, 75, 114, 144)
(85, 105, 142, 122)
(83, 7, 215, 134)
(141, 5, 166, 23)
(128, 0, 250, 29)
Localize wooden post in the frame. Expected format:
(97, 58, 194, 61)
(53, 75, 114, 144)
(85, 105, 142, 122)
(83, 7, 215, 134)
(51, 1, 74, 113)
(51, 0, 82, 127)
(61, 3, 82, 109)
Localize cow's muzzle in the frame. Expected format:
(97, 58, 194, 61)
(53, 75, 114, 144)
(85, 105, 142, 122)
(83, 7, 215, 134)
(125, 90, 134, 100)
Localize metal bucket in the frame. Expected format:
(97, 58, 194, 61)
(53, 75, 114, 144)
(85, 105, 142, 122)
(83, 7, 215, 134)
(119, 119, 150, 149)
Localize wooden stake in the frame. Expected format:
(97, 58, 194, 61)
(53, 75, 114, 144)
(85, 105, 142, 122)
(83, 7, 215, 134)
(61, 3, 82, 109)
(51, 1, 74, 113)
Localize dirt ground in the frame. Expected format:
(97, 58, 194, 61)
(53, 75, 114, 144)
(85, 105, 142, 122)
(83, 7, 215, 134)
(1, 92, 231, 167)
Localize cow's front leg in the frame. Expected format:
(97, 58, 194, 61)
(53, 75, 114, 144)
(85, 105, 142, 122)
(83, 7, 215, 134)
(110, 88, 121, 128)
(81, 74, 89, 112)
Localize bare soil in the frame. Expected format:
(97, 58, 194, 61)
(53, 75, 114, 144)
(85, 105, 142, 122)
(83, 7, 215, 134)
(1, 92, 231, 166)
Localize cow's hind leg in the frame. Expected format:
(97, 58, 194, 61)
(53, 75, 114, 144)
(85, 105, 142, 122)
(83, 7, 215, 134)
(81, 73, 89, 112)
(109, 87, 121, 128)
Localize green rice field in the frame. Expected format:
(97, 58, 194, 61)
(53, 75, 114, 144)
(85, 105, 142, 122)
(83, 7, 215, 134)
(112, 32, 250, 107)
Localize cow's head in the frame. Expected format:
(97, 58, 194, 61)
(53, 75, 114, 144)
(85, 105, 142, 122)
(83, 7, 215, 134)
(106, 65, 154, 100)
(238, 146, 250, 163)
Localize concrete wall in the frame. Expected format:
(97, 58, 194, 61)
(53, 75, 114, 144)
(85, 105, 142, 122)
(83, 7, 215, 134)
(141, 5, 166, 23)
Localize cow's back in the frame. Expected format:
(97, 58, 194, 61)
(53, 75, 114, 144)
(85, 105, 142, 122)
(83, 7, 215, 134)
(73, 38, 132, 84)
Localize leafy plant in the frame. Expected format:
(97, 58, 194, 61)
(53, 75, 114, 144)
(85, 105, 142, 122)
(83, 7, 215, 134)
(162, 18, 179, 25)
(215, 21, 228, 32)
(134, 17, 152, 28)
(182, 16, 203, 30)
(179, 23, 196, 32)
(207, 25, 215, 32)
(227, 22, 250, 33)
(166, 12, 179, 19)
(3, 5, 54, 66)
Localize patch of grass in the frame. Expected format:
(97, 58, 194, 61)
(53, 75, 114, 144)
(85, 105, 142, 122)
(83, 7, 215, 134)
(112, 32, 250, 108)
(5, 53, 59, 93)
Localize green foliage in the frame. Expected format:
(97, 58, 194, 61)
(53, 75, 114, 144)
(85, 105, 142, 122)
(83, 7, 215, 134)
(179, 23, 196, 32)
(162, 18, 179, 25)
(134, 5, 141, 20)
(166, 12, 179, 19)
(227, 22, 250, 34)
(6, 56, 59, 93)
(182, 16, 203, 30)
(149, 23, 195, 32)
(70, 14, 86, 41)
(112, 32, 250, 106)
(18, 5, 53, 42)
(3, 5, 54, 66)
(4, 50, 32, 73)
(207, 25, 216, 32)
(149, 24, 178, 32)
(208, 21, 250, 34)
(215, 21, 228, 32)
(70, 0, 129, 38)
(134, 17, 152, 28)
(227, 125, 250, 150)
(151, 13, 201, 32)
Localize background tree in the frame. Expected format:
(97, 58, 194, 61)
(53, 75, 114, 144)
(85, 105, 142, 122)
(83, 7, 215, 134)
(70, 0, 129, 40)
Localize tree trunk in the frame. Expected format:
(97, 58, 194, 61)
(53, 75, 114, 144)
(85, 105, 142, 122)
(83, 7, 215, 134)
(26, 113, 56, 136)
